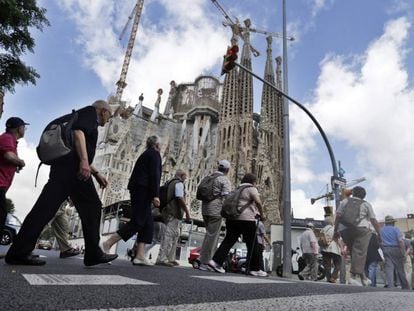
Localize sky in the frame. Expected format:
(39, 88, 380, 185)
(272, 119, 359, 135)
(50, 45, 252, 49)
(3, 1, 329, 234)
(3, 0, 414, 223)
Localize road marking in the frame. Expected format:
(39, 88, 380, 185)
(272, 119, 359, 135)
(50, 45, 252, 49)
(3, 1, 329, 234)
(22, 274, 158, 286)
(79, 292, 414, 311)
(192, 275, 290, 284)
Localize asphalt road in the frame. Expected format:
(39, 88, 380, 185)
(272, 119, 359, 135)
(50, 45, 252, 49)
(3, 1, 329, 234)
(0, 247, 413, 311)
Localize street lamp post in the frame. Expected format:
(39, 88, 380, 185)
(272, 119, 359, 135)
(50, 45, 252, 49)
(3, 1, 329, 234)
(281, 0, 292, 278)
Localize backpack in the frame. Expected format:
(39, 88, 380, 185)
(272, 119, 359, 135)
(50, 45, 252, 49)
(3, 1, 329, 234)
(196, 173, 221, 202)
(220, 185, 253, 219)
(159, 178, 180, 212)
(36, 110, 79, 165)
(339, 197, 364, 227)
(317, 230, 329, 248)
(34, 110, 78, 186)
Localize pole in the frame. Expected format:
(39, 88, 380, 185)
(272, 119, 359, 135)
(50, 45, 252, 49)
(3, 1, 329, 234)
(281, 0, 292, 278)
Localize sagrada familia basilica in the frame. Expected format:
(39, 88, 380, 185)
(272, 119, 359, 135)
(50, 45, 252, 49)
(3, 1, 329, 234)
(93, 33, 285, 225)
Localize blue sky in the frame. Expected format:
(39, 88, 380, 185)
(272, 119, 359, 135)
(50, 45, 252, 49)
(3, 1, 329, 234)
(3, 0, 414, 221)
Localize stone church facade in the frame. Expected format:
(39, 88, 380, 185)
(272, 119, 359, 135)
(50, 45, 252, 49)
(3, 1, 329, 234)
(93, 35, 284, 225)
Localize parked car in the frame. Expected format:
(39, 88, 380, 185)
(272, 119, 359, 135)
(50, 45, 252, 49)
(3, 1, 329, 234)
(1, 214, 22, 245)
(37, 240, 52, 250)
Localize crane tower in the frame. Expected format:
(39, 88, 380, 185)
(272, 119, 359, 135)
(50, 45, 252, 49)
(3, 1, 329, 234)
(115, 0, 144, 106)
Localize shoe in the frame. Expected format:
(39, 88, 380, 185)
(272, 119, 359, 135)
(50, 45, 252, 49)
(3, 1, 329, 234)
(298, 273, 304, 280)
(169, 260, 180, 266)
(155, 261, 174, 267)
(84, 253, 118, 266)
(207, 259, 225, 273)
(199, 263, 209, 271)
(348, 275, 363, 286)
(249, 270, 268, 277)
(132, 257, 152, 266)
(361, 276, 371, 287)
(328, 278, 337, 283)
(60, 248, 81, 259)
(5, 254, 46, 266)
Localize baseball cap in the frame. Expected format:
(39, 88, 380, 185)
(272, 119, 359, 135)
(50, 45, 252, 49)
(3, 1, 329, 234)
(306, 222, 315, 228)
(218, 159, 231, 169)
(5, 117, 30, 129)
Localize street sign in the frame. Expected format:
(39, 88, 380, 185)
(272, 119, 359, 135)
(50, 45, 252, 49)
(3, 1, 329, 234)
(331, 176, 346, 187)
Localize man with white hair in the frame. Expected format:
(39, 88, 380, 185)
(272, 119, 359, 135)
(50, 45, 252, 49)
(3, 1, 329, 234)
(155, 169, 190, 267)
(6, 100, 117, 266)
(299, 222, 319, 281)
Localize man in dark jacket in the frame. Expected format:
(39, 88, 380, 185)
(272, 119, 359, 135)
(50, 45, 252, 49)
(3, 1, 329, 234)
(6, 100, 117, 266)
(103, 135, 162, 265)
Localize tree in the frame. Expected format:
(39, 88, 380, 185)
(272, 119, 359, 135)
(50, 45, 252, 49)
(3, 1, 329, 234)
(0, 0, 50, 93)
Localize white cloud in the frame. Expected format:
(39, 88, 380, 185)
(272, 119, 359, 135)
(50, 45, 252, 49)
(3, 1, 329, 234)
(56, 0, 229, 110)
(7, 139, 49, 221)
(309, 0, 333, 18)
(291, 17, 414, 220)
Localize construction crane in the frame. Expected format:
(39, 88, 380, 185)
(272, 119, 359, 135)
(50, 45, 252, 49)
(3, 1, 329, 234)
(310, 177, 366, 205)
(115, 0, 144, 105)
(210, 0, 294, 57)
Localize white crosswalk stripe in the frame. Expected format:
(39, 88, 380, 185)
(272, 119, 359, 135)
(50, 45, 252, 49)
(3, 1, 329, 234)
(192, 275, 290, 284)
(22, 274, 158, 285)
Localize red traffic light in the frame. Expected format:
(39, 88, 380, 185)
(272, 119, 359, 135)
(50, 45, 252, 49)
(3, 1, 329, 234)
(221, 44, 239, 75)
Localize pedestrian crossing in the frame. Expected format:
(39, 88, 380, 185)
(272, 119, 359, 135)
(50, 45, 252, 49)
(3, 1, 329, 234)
(21, 273, 291, 286)
(22, 274, 157, 285)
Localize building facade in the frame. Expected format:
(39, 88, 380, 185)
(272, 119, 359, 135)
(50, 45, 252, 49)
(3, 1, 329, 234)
(93, 34, 284, 225)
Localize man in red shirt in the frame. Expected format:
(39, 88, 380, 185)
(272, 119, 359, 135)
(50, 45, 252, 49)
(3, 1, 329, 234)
(0, 117, 28, 250)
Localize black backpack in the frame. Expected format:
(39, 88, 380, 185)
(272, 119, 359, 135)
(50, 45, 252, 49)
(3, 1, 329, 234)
(159, 178, 181, 212)
(35, 110, 78, 186)
(196, 173, 221, 202)
(339, 197, 364, 227)
(220, 185, 253, 219)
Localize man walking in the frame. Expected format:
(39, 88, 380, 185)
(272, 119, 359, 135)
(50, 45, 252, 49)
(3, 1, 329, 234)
(6, 100, 117, 266)
(334, 186, 381, 286)
(103, 135, 162, 266)
(380, 215, 410, 290)
(0, 117, 28, 258)
(155, 169, 190, 267)
(198, 160, 231, 271)
(41, 200, 80, 258)
(299, 222, 319, 281)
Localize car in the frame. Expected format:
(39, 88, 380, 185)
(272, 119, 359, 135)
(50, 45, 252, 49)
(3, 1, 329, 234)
(1, 214, 22, 246)
(37, 239, 52, 250)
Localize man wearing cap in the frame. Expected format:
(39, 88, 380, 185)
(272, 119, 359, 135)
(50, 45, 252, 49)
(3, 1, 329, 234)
(334, 186, 381, 286)
(0, 117, 28, 256)
(198, 160, 232, 271)
(380, 215, 409, 289)
(299, 222, 319, 281)
(6, 100, 118, 266)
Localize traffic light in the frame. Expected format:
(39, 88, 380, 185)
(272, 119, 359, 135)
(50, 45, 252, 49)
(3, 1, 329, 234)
(221, 44, 239, 75)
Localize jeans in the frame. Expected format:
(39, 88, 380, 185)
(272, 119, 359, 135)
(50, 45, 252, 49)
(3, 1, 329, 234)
(367, 261, 379, 287)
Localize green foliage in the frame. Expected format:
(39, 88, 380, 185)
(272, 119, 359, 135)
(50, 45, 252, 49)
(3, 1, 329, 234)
(0, 0, 50, 93)
(5, 198, 15, 214)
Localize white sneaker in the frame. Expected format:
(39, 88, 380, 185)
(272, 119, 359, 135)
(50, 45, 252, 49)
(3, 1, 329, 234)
(207, 260, 225, 273)
(348, 276, 363, 286)
(249, 270, 268, 277)
(132, 257, 152, 266)
(361, 276, 372, 287)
